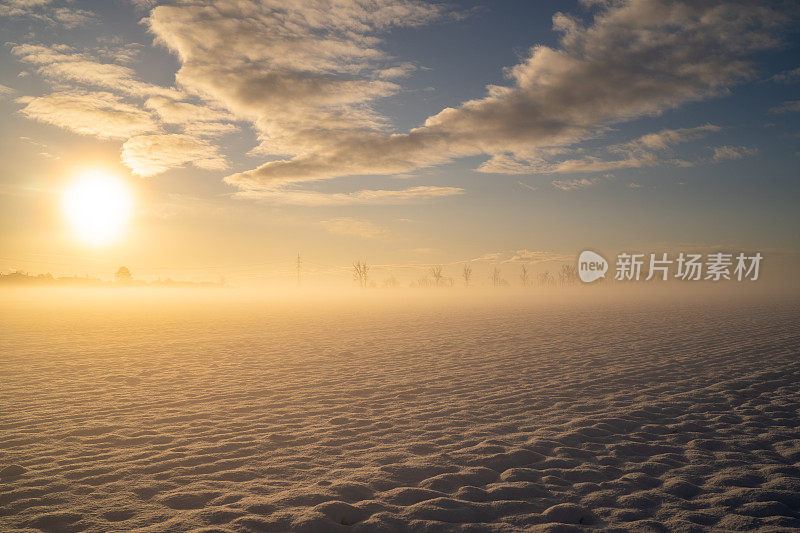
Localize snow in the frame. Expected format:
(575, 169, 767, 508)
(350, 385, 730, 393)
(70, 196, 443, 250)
(0, 291, 798, 531)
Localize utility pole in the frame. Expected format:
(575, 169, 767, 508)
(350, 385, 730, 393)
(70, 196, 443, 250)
(296, 253, 301, 286)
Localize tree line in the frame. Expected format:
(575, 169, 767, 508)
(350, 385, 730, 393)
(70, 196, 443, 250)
(350, 262, 579, 288)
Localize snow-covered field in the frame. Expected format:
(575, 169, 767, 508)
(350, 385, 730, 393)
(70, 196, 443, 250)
(1, 291, 799, 532)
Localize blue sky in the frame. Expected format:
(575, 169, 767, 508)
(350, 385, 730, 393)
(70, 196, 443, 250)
(0, 0, 798, 285)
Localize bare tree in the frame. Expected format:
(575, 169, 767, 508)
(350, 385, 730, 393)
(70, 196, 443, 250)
(296, 253, 302, 286)
(520, 264, 530, 287)
(429, 265, 444, 287)
(416, 275, 432, 288)
(353, 261, 370, 288)
(383, 275, 400, 288)
(558, 264, 578, 286)
(462, 264, 472, 287)
(491, 266, 502, 288)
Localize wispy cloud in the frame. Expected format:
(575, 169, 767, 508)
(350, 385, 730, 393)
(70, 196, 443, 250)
(480, 124, 721, 174)
(769, 67, 800, 84)
(468, 250, 571, 264)
(711, 145, 759, 162)
(502, 250, 572, 264)
(233, 185, 464, 206)
(769, 100, 800, 114)
(17, 91, 157, 139)
(0, 0, 97, 29)
(121, 134, 228, 177)
(11, 44, 179, 98)
(551, 177, 599, 191)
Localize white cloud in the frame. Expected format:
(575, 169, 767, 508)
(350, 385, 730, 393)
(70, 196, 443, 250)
(121, 134, 228, 177)
(627, 125, 722, 151)
(17, 91, 157, 139)
(143, 96, 233, 125)
(469, 250, 571, 264)
(0, 1, 97, 28)
(502, 250, 572, 264)
(0, 84, 15, 98)
(233, 185, 464, 206)
(480, 124, 722, 174)
(11, 44, 179, 99)
(209, 0, 788, 195)
(321, 217, 389, 239)
(51, 7, 97, 29)
(551, 177, 600, 191)
(145, 0, 455, 200)
(10, 43, 238, 175)
(470, 252, 502, 262)
(5, 0, 792, 196)
(711, 145, 759, 162)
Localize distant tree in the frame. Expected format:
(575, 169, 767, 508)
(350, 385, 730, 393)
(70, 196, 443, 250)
(520, 264, 530, 287)
(383, 275, 400, 288)
(352, 261, 369, 288)
(429, 265, 444, 287)
(114, 266, 133, 283)
(538, 270, 554, 287)
(462, 264, 472, 287)
(491, 266, 502, 288)
(558, 264, 579, 286)
(415, 275, 432, 288)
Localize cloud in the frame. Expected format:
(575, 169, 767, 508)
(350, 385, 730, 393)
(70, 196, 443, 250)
(145, 0, 451, 201)
(144, 95, 238, 136)
(551, 177, 600, 191)
(182, 121, 238, 137)
(0, 84, 15, 98)
(769, 100, 800, 114)
(321, 217, 389, 239)
(17, 91, 157, 139)
(470, 252, 502, 262)
(11, 44, 179, 99)
(10, 43, 239, 175)
(711, 145, 759, 162)
(769, 67, 800, 84)
(627, 125, 722, 151)
(121, 134, 228, 177)
(51, 7, 97, 29)
(481, 124, 721, 174)
(143, 95, 232, 124)
(0, 1, 97, 28)
(19, 135, 58, 159)
(233, 185, 464, 206)
(502, 250, 572, 264)
(468, 250, 571, 264)
(6, 0, 793, 196)
(197, 0, 788, 196)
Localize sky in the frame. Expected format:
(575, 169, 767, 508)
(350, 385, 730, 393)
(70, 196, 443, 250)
(0, 0, 798, 286)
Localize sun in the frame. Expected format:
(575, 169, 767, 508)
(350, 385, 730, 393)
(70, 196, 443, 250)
(62, 171, 133, 245)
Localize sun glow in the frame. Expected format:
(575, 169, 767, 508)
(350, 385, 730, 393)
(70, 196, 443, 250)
(62, 171, 133, 245)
